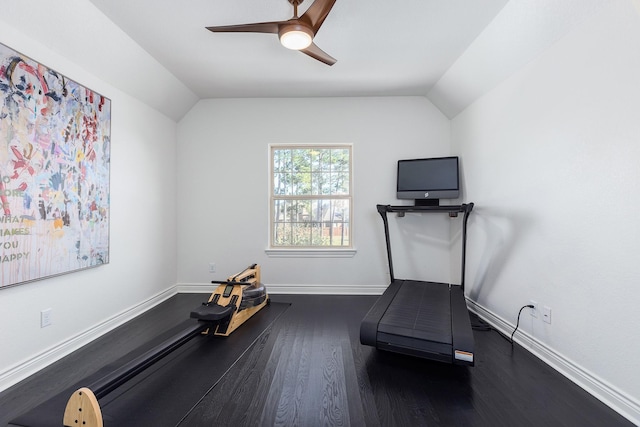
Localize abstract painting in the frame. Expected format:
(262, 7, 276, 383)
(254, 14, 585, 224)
(0, 42, 110, 289)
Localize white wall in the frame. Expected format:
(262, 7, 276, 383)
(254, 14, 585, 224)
(427, 0, 613, 119)
(452, 0, 640, 421)
(0, 4, 179, 390)
(176, 97, 453, 292)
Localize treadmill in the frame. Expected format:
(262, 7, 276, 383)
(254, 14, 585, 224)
(360, 203, 475, 366)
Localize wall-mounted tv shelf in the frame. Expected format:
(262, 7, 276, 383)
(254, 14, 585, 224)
(360, 202, 475, 365)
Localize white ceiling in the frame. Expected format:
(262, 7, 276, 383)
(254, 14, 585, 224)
(51, 0, 610, 121)
(87, 0, 508, 100)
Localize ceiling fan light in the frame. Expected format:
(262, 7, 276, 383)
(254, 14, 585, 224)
(279, 25, 313, 50)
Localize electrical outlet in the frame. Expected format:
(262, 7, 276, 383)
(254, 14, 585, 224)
(529, 300, 538, 318)
(542, 306, 552, 324)
(209, 263, 216, 273)
(41, 308, 52, 328)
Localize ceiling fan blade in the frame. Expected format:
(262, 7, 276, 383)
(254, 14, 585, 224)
(300, 0, 337, 32)
(206, 22, 281, 34)
(301, 42, 336, 66)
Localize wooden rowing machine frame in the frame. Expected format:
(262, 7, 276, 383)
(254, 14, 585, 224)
(63, 264, 268, 427)
(204, 263, 269, 336)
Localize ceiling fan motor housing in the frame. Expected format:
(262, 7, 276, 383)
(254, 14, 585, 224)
(279, 23, 314, 50)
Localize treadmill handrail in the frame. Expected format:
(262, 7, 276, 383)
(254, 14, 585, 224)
(376, 203, 474, 291)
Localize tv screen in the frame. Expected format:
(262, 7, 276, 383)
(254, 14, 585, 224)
(397, 156, 459, 205)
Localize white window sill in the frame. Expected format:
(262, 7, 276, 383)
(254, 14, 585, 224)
(265, 248, 357, 258)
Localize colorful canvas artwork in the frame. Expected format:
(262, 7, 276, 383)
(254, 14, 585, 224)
(0, 42, 110, 289)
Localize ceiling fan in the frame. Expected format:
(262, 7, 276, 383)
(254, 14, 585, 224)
(206, 0, 337, 65)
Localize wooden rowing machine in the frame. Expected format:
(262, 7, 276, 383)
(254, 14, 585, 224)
(63, 264, 268, 427)
(190, 263, 269, 336)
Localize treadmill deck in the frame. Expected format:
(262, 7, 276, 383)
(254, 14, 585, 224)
(361, 280, 474, 365)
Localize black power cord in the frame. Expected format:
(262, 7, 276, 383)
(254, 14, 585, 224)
(510, 304, 535, 345)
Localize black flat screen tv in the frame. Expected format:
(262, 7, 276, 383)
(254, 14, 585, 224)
(397, 156, 459, 206)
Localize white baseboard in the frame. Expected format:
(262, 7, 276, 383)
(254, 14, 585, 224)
(0, 286, 177, 392)
(176, 282, 387, 295)
(467, 299, 640, 426)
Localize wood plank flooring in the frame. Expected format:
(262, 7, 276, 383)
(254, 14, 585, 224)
(0, 293, 634, 427)
(180, 294, 633, 426)
(0, 294, 208, 426)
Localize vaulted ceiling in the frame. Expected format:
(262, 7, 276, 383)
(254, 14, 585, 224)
(76, 0, 608, 120)
(87, 0, 507, 100)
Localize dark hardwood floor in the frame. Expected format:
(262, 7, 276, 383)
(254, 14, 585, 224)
(0, 293, 634, 427)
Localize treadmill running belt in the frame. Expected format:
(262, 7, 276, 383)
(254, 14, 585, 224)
(378, 281, 451, 345)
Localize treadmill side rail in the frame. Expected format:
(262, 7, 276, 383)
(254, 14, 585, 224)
(360, 280, 403, 346)
(450, 285, 475, 366)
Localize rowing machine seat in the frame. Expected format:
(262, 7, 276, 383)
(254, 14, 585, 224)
(190, 303, 234, 322)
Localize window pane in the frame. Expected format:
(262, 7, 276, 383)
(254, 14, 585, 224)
(331, 199, 349, 247)
(274, 173, 292, 195)
(273, 222, 291, 245)
(286, 200, 298, 222)
(310, 149, 320, 172)
(273, 199, 286, 222)
(332, 199, 350, 222)
(331, 223, 349, 246)
(312, 171, 332, 195)
(292, 222, 311, 246)
(331, 172, 349, 195)
(320, 149, 332, 172)
(293, 172, 312, 195)
(311, 216, 349, 246)
(331, 148, 349, 171)
(273, 149, 291, 173)
(292, 149, 311, 173)
(295, 200, 311, 223)
(311, 222, 325, 245)
(311, 200, 326, 222)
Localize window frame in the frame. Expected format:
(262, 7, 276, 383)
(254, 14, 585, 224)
(267, 144, 355, 257)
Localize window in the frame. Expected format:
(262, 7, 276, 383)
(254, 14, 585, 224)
(270, 145, 352, 249)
